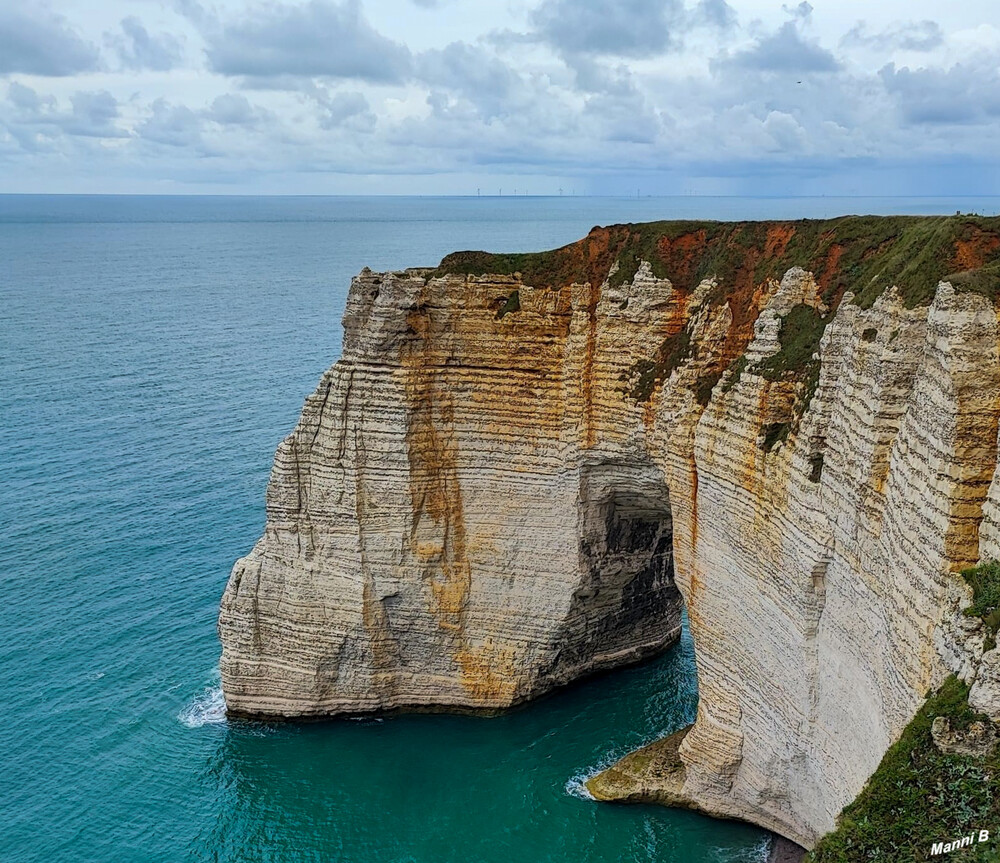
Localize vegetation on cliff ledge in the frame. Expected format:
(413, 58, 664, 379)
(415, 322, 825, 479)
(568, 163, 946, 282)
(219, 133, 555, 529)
(807, 676, 1000, 863)
(495, 289, 521, 319)
(962, 561, 1000, 652)
(435, 215, 1000, 413)
(624, 327, 692, 402)
(758, 304, 828, 380)
(433, 215, 1000, 310)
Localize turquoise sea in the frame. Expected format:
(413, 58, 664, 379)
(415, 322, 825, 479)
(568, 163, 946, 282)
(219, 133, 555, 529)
(5, 195, 1000, 863)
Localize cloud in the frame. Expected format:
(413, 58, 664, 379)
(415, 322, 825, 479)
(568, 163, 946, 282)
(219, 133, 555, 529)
(566, 57, 640, 95)
(2, 0, 1000, 195)
(231, 74, 326, 93)
(140, 94, 280, 146)
(169, 0, 210, 27)
(416, 42, 517, 117)
(725, 20, 839, 73)
(0, 7, 100, 76)
(531, 0, 732, 59)
(783, 2, 813, 21)
(880, 60, 1000, 124)
(317, 91, 375, 129)
(2, 83, 128, 143)
(205, 0, 411, 83)
(111, 17, 184, 71)
(695, 0, 736, 29)
(760, 109, 808, 151)
(139, 98, 204, 147)
(581, 88, 662, 143)
(842, 20, 944, 53)
(7, 82, 51, 113)
(521, 0, 736, 66)
(62, 91, 129, 138)
(206, 93, 262, 126)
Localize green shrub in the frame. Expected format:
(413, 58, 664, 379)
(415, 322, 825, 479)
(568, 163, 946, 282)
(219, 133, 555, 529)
(694, 370, 723, 406)
(759, 305, 828, 380)
(762, 422, 790, 452)
(720, 356, 749, 393)
(496, 289, 521, 319)
(943, 262, 1000, 303)
(624, 327, 693, 402)
(434, 216, 1000, 310)
(962, 561, 1000, 651)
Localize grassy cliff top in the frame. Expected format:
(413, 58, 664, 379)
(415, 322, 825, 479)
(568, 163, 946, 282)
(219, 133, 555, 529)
(433, 215, 1000, 309)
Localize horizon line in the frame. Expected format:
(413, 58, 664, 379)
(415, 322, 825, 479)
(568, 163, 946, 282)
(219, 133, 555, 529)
(4, 192, 1000, 199)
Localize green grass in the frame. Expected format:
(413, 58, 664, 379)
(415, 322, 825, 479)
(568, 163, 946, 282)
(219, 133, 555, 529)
(962, 561, 1000, 652)
(946, 263, 1000, 302)
(744, 304, 830, 434)
(435, 215, 1000, 409)
(432, 249, 573, 286)
(496, 289, 520, 319)
(758, 304, 829, 381)
(623, 327, 693, 402)
(762, 422, 790, 452)
(797, 360, 823, 419)
(808, 676, 1000, 863)
(432, 216, 1000, 310)
(694, 370, 723, 406)
(720, 355, 749, 393)
(608, 238, 669, 289)
(623, 290, 827, 407)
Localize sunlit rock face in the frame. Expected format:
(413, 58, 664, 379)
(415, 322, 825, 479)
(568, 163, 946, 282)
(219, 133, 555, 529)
(219, 265, 686, 718)
(220, 218, 1000, 849)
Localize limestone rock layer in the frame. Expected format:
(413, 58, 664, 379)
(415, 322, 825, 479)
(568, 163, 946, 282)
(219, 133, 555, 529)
(219, 217, 1000, 850)
(220, 265, 686, 717)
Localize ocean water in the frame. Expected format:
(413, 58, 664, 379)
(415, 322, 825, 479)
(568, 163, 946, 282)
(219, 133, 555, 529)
(4, 194, 1000, 863)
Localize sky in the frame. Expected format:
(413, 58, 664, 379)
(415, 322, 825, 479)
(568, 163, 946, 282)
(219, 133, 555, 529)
(1, 0, 999, 195)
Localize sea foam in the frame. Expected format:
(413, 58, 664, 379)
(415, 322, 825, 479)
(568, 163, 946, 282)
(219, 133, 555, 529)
(178, 670, 227, 728)
(708, 835, 773, 862)
(178, 686, 226, 728)
(564, 743, 644, 801)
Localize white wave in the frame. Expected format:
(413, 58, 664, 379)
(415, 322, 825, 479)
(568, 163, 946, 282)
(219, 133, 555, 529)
(707, 835, 773, 863)
(178, 684, 227, 728)
(564, 736, 671, 802)
(564, 770, 597, 800)
(747, 835, 776, 863)
(564, 752, 625, 800)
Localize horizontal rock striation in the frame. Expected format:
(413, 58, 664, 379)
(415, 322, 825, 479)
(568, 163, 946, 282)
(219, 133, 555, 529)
(220, 265, 687, 717)
(220, 216, 1000, 848)
(626, 279, 1000, 847)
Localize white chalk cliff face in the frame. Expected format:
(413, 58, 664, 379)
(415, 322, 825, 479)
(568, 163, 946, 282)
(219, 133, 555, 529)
(603, 278, 1000, 848)
(219, 220, 1000, 850)
(219, 265, 686, 717)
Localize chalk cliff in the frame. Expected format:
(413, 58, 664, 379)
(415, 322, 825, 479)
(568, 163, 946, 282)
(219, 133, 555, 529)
(219, 216, 1000, 849)
(219, 260, 688, 716)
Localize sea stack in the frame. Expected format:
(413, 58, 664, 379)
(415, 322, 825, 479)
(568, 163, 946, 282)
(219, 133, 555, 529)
(219, 261, 687, 717)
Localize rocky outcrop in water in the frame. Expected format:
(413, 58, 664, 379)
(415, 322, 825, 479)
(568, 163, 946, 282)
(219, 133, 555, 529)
(220, 216, 1000, 849)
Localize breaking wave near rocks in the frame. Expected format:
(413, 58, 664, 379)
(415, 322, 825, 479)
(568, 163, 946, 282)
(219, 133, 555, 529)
(178, 670, 226, 728)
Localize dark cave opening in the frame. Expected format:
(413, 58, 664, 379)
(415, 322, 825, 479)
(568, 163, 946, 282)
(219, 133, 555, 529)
(549, 465, 687, 683)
